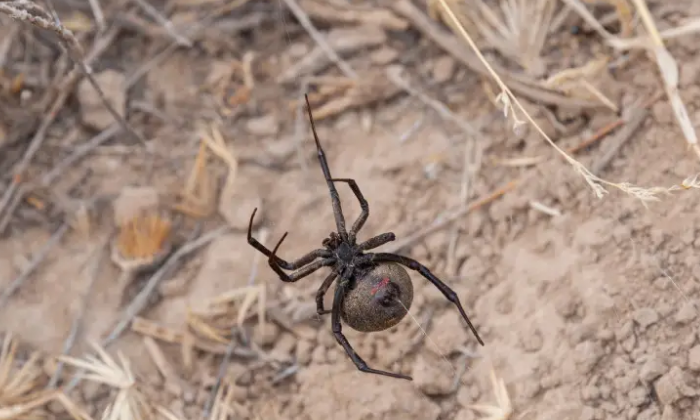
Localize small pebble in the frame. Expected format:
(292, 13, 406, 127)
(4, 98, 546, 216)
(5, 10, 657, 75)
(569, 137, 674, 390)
(674, 301, 697, 324)
(431, 55, 456, 83)
(687, 345, 700, 371)
(245, 114, 279, 136)
(632, 307, 659, 330)
(639, 357, 666, 382)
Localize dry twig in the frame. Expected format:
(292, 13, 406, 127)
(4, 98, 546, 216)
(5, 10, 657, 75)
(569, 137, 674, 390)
(279, 0, 357, 80)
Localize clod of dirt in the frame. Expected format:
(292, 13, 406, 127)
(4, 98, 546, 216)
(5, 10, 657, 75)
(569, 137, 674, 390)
(687, 345, 700, 371)
(369, 47, 399, 65)
(245, 114, 279, 137)
(78, 69, 126, 130)
(661, 405, 680, 420)
(296, 364, 441, 420)
(574, 340, 604, 372)
(412, 353, 454, 396)
(254, 323, 282, 347)
(653, 367, 695, 406)
(673, 301, 697, 324)
(112, 186, 159, 226)
(639, 356, 667, 383)
(628, 386, 649, 407)
(632, 307, 659, 331)
(431, 55, 456, 84)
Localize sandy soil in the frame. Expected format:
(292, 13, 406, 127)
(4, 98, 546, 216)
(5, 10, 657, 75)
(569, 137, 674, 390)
(1, 1, 700, 420)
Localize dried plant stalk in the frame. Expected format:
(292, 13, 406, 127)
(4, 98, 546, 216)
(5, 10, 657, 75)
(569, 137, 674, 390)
(434, 0, 700, 204)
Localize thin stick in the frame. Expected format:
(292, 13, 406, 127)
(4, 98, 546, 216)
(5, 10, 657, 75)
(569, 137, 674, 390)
(0, 222, 69, 312)
(129, 0, 192, 46)
(629, 0, 700, 161)
(280, 0, 357, 79)
(87, 0, 105, 32)
(591, 107, 649, 175)
(386, 66, 479, 137)
(47, 236, 109, 389)
(385, 180, 518, 253)
(63, 225, 229, 393)
(0, 25, 119, 235)
(203, 227, 267, 418)
(103, 225, 230, 346)
(0, 23, 18, 68)
(40, 123, 122, 187)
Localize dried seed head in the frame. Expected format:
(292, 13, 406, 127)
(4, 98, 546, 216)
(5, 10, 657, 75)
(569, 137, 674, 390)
(341, 263, 413, 333)
(116, 212, 172, 261)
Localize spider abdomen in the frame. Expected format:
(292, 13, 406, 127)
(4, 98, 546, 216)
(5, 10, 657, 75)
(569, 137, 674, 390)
(341, 263, 414, 332)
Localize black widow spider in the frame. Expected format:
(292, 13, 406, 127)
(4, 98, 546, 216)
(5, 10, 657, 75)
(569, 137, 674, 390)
(247, 94, 484, 380)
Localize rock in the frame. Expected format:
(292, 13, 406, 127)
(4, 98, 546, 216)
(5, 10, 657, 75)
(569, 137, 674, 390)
(628, 386, 648, 407)
(255, 323, 282, 348)
(653, 367, 694, 405)
(688, 345, 700, 371)
(574, 341, 604, 372)
(412, 353, 454, 396)
(78, 69, 126, 130)
(674, 301, 697, 324)
(370, 47, 399, 65)
(632, 307, 659, 330)
(245, 114, 279, 137)
(432, 55, 456, 83)
(296, 364, 440, 420)
(661, 405, 680, 420)
(112, 186, 159, 226)
(639, 356, 666, 382)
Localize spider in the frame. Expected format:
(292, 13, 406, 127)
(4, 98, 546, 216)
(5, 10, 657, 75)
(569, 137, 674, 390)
(247, 94, 484, 380)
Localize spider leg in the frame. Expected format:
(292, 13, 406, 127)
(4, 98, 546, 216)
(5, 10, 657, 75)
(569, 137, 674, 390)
(370, 253, 485, 346)
(315, 270, 338, 315)
(329, 178, 368, 241)
(247, 208, 331, 269)
(331, 271, 412, 380)
(304, 94, 349, 241)
(268, 231, 335, 282)
(357, 232, 395, 252)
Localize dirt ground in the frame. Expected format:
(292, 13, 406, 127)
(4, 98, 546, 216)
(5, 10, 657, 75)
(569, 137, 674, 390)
(1, 0, 700, 419)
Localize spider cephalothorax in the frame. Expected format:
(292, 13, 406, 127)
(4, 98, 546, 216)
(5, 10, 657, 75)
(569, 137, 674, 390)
(247, 94, 484, 380)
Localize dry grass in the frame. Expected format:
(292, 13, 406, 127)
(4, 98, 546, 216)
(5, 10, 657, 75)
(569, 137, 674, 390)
(59, 342, 152, 420)
(433, 0, 700, 205)
(469, 366, 513, 420)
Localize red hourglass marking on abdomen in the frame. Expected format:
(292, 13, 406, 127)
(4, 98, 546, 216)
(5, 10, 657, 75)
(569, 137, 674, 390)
(371, 277, 391, 295)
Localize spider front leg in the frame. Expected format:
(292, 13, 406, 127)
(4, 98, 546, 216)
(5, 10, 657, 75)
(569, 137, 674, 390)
(305, 94, 349, 241)
(268, 232, 335, 282)
(357, 232, 395, 252)
(371, 253, 484, 346)
(331, 268, 412, 380)
(315, 270, 338, 315)
(247, 208, 331, 269)
(329, 178, 368, 242)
